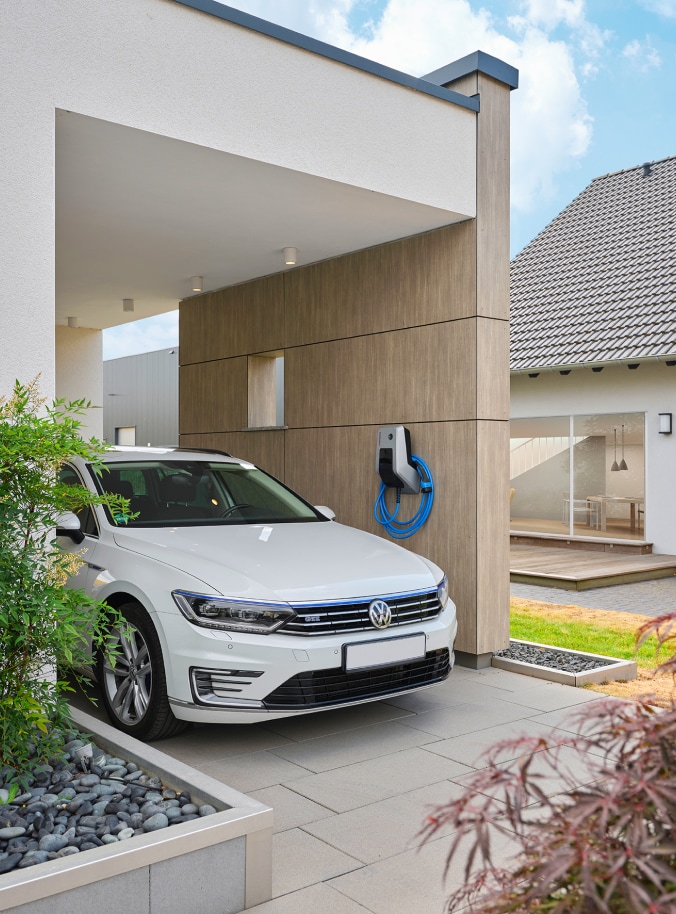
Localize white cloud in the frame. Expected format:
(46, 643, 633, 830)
(622, 37, 662, 70)
(103, 311, 178, 361)
(639, 0, 676, 17)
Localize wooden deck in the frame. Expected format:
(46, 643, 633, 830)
(510, 545, 676, 590)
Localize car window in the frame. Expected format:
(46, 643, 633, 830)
(58, 464, 99, 537)
(95, 460, 324, 527)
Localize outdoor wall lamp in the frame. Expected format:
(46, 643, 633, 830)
(659, 413, 672, 434)
(283, 246, 298, 266)
(191, 276, 203, 292)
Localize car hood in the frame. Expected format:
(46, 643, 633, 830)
(111, 521, 442, 603)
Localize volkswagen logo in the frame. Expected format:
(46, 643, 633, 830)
(368, 599, 392, 630)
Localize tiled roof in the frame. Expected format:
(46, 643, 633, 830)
(510, 156, 676, 372)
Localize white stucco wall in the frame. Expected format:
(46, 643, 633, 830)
(511, 364, 676, 554)
(0, 0, 477, 399)
(55, 326, 104, 438)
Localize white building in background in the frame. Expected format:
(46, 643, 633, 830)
(510, 157, 676, 554)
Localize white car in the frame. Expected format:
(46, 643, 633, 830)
(58, 447, 457, 740)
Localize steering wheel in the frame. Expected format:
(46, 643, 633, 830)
(219, 503, 251, 518)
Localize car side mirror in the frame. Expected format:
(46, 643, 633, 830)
(56, 511, 85, 544)
(315, 505, 335, 520)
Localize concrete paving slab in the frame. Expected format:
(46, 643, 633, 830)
(328, 829, 519, 914)
(198, 749, 313, 793)
(284, 747, 474, 813)
(262, 701, 415, 741)
(243, 882, 373, 913)
(157, 724, 295, 767)
(269, 719, 432, 773)
(302, 781, 466, 864)
(248, 784, 334, 834)
(423, 717, 570, 768)
(396, 697, 536, 739)
(496, 680, 607, 713)
(271, 828, 362, 897)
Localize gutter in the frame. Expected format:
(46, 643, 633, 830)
(510, 354, 676, 376)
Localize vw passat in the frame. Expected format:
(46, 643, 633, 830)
(58, 448, 457, 740)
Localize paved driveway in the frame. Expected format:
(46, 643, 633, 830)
(141, 667, 604, 914)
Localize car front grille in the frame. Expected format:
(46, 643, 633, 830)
(280, 589, 442, 636)
(263, 648, 450, 710)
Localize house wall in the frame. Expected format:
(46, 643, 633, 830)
(0, 0, 477, 402)
(103, 348, 179, 446)
(511, 364, 676, 553)
(55, 326, 104, 438)
(180, 209, 511, 660)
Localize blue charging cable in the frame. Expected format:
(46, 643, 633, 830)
(373, 454, 434, 539)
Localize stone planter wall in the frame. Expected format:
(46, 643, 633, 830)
(0, 708, 273, 914)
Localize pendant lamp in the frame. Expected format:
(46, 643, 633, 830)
(619, 424, 628, 471)
(610, 428, 620, 471)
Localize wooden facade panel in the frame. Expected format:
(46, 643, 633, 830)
(476, 420, 510, 654)
(180, 274, 284, 365)
(476, 75, 510, 320)
(179, 358, 247, 434)
(179, 430, 285, 479)
(284, 421, 479, 653)
(284, 223, 477, 348)
(477, 317, 510, 420)
(285, 320, 477, 429)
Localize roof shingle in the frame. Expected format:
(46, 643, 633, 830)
(510, 156, 676, 371)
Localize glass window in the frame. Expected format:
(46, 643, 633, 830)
(510, 413, 645, 541)
(93, 460, 325, 527)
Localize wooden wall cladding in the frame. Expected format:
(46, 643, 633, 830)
(179, 358, 247, 434)
(180, 430, 285, 480)
(476, 74, 511, 321)
(477, 317, 510, 420)
(179, 274, 284, 365)
(476, 419, 510, 653)
(285, 320, 477, 429)
(284, 222, 477, 348)
(284, 420, 480, 655)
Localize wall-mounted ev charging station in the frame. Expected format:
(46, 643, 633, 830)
(374, 425, 434, 539)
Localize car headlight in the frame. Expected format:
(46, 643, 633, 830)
(437, 575, 449, 608)
(172, 591, 296, 635)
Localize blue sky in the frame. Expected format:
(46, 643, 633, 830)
(103, 0, 676, 359)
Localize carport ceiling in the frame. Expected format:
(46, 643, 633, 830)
(56, 111, 467, 330)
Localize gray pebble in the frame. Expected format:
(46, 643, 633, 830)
(117, 827, 135, 841)
(18, 851, 52, 867)
(39, 835, 69, 853)
(143, 813, 169, 832)
(199, 805, 217, 817)
(0, 827, 26, 840)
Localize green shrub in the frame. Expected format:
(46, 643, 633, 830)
(0, 378, 125, 777)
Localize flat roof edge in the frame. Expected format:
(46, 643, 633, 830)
(425, 50, 519, 90)
(171, 0, 480, 112)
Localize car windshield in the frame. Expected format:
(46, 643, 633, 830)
(93, 460, 324, 527)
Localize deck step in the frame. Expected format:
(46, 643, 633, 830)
(510, 545, 676, 591)
(510, 532, 652, 555)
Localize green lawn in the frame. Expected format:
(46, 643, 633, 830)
(510, 609, 662, 669)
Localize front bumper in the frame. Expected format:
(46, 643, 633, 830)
(161, 600, 457, 724)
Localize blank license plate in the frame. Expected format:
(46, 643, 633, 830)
(345, 633, 426, 672)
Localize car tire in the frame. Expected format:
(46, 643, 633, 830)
(97, 601, 187, 740)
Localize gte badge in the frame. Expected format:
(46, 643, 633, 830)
(368, 599, 392, 630)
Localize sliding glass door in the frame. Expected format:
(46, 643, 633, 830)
(510, 413, 645, 540)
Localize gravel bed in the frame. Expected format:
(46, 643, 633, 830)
(494, 641, 615, 673)
(0, 734, 217, 876)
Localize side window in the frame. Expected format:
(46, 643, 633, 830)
(58, 465, 99, 538)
